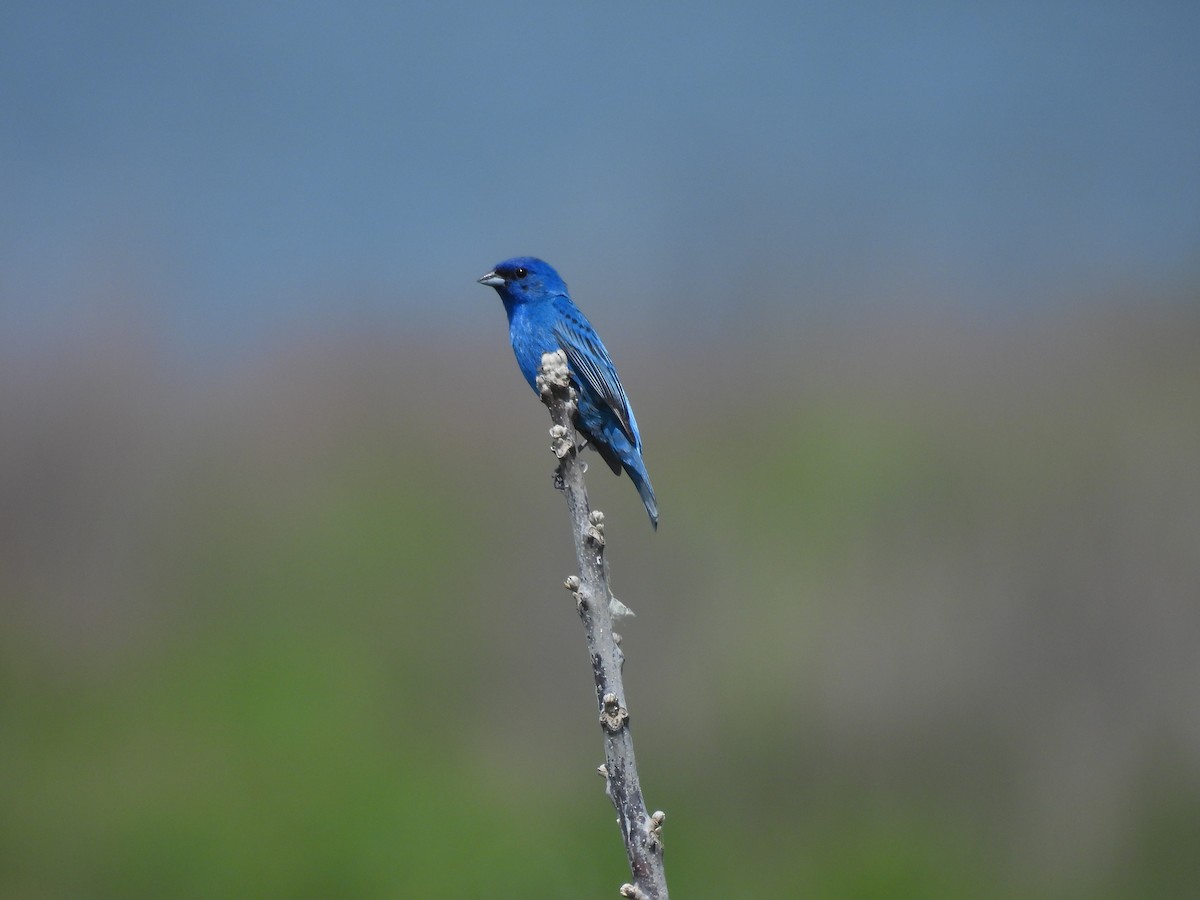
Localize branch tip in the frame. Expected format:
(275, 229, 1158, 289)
(535, 349, 572, 401)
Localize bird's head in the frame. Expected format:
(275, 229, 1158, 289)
(477, 257, 567, 306)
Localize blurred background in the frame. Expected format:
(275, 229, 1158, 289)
(2, 1, 1198, 897)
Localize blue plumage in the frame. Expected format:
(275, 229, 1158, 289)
(478, 257, 658, 529)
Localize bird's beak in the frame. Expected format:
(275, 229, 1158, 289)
(477, 271, 505, 287)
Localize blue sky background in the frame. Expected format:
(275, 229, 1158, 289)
(2, 1, 1198, 359)
(3, 8, 1200, 894)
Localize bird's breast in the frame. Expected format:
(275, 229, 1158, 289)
(508, 308, 561, 392)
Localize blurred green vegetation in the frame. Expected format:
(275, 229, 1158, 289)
(1, 310, 1198, 897)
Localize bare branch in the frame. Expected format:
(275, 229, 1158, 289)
(537, 350, 670, 899)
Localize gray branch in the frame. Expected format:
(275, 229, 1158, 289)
(536, 351, 670, 900)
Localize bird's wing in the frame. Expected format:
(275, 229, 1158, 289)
(552, 304, 637, 448)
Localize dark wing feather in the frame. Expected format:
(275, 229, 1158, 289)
(552, 304, 637, 447)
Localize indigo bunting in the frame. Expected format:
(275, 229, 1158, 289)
(478, 257, 658, 529)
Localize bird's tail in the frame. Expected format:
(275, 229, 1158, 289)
(626, 457, 658, 531)
(586, 428, 658, 530)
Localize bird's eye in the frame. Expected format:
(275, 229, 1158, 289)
(515, 267, 528, 279)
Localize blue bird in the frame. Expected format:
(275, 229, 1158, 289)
(478, 257, 658, 529)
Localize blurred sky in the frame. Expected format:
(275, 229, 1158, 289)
(2, 6, 1199, 895)
(2, 0, 1198, 361)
